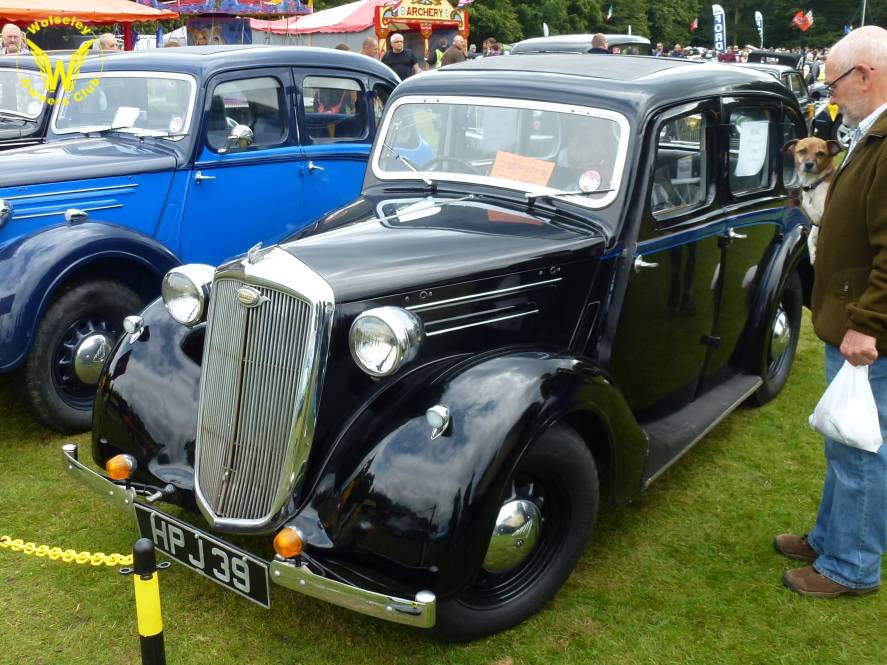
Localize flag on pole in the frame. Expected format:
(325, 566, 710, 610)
(792, 10, 812, 32)
(456, 0, 474, 7)
(690, 17, 698, 32)
(843, 24, 852, 35)
(605, 4, 613, 22)
(754, 10, 764, 48)
(805, 10, 814, 28)
(712, 4, 727, 54)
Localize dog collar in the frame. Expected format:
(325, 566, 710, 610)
(801, 167, 835, 192)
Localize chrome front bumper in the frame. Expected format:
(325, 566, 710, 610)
(62, 444, 436, 628)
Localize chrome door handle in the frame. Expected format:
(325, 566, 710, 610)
(307, 161, 325, 173)
(194, 171, 216, 184)
(728, 227, 747, 239)
(634, 255, 659, 273)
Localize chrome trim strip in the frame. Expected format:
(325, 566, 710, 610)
(62, 444, 136, 514)
(5, 183, 138, 201)
(406, 277, 561, 312)
(642, 377, 763, 488)
(14, 204, 124, 220)
(194, 247, 336, 531)
(270, 559, 436, 628)
(426, 309, 539, 337)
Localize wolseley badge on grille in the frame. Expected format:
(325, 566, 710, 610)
(235, 286, 268, 308)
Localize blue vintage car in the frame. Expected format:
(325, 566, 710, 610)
(0, 55, 58, 151)
(0, 45, 398, 432)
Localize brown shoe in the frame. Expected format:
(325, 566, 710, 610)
(783, 566, 880, 598)
(773, 533, 817, 563)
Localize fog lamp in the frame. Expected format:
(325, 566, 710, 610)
(106, 454, 137, 481)
(274, 527, 304, 559)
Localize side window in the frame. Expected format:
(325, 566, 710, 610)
(781, 111, 803, 187)
(303, 76, 365, 142)
(206, 77, 286, 152)
(651, 112, 707, 218)
(373, 84, 393, 128)
(728, 107, 772, 194)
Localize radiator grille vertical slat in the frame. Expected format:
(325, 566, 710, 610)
(196, 275, 317, 523)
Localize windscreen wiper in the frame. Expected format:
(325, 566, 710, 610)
(381, 143, 435, 188)
(524, 187, 615, 207)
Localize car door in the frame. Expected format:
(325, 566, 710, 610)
(297, 71, 391, 224)
(179, 68, 303, 264)
(702, 99, 800, 386)
(608, 101, 723, 419)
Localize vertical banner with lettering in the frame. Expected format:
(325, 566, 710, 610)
(712, 4, 727, 54)
(754, 10, 764, 48)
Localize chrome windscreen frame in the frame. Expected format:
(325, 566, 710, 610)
(193, 247, 335, 532)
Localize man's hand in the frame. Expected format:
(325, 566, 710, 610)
(840, 329, 879, 366)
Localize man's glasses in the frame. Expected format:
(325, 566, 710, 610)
(823, 66, 863, 96)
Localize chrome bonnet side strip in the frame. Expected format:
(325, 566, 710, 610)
(406, 277, 561, 312)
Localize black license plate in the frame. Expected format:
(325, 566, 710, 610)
(134, 503, 270, 608)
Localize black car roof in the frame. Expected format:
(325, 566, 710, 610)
(71, 45, 398, 83)
(512, 34, 651, 54)
(399, 55, 793, 117)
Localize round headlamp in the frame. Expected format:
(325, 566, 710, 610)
(161, 264, 215, 326)
(349, 307, 423, 377)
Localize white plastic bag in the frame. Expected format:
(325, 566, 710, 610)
(809, 361, 883, 453)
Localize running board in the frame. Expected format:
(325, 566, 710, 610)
(641, 374, 763, 488)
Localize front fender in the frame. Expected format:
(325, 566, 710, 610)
(295, 351, 648, 599)
(92, 297, 201, 492)
(0, 222, 180, 371)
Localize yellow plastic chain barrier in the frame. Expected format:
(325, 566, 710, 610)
(0, 535, 133, 566)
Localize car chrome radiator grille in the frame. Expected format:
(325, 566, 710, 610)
(195, 274, 321, 525)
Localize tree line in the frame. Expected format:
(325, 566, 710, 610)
(314, 0, 886, 49)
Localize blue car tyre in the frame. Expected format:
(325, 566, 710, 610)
(433, 424, 599, 642)
(24, 280, 143, 433)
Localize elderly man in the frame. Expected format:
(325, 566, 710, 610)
(382, 33, 419, 80)
(98, 33, 119, 53)
(360, 36, 379, 59)
(776, 25, 887, 598)
(440, 35, 467, 67)
(2, 23, 25, 54)
(589, 33, 609, 54)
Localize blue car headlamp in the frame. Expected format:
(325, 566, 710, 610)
(162, 264, 216, 326)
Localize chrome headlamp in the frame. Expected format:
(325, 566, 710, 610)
(161, 264, 215, 326)
(349, 307, 423, 377)
(0, 198, 12, 229)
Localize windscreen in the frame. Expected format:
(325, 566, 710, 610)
(374, 97, 629, 209)
(53, 73, 196, 139)
(0, 68, 46, 119)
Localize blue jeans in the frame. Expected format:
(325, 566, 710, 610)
(807, 344, 887, 588)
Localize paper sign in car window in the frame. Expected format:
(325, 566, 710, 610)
(734, 120, 769, 177)
(480, 108, 519, 152)
(113, 106, 141, 129)
(490, 151, 556, 187)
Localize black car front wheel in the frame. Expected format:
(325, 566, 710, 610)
(751, 271, 802, 405)
(433, 423, 599, 642)
(24, 280, 143, 433)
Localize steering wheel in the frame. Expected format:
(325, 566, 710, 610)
(421, 156, 481, 174)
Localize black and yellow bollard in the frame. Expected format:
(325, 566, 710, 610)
(132, 538, 166, 665)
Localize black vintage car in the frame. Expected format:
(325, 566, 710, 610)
(65, 56, 812, 641)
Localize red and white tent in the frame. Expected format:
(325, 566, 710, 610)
(251, 0, 386, 47)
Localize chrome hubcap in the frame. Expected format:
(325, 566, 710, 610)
(769, 306, 789, 361)
(482, 499, 542, 574)
(72, 333, 113, 385)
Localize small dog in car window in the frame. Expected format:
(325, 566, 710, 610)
(784, 137, 841, 264)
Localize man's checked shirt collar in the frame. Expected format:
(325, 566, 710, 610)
(846, 100, 887, 159)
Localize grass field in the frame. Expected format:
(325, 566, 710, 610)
(1, 314, 885, 665)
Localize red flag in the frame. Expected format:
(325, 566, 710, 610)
(689, 17, 698, 32)
(792, 10, 812, 32)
